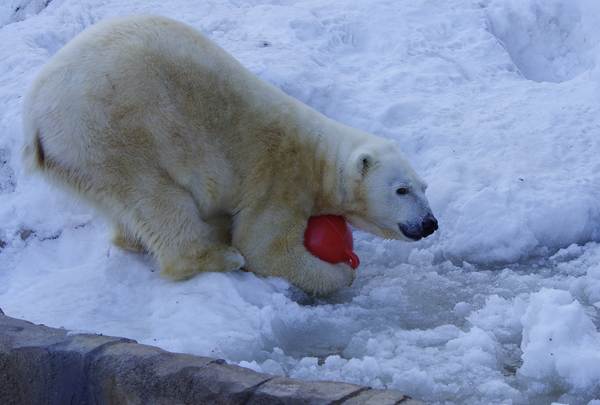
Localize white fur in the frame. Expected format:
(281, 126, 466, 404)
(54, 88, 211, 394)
(22, 15, 436, 295)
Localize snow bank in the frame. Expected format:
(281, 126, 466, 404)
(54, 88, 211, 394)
(487, 0, 600, 83)
(1, 0, 600, 404)
(520, 289, 600, 397)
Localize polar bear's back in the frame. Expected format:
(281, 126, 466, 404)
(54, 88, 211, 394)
(21, 15, 291, 209)
(21, 14, 353, 221)
(23, 14, 260, 159)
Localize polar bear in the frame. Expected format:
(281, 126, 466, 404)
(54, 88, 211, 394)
(22, 15, 437, 295)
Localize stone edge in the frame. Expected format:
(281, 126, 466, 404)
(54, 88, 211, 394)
(0, 308, 425, 405)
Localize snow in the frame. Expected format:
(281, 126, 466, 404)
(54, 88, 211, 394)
(1, 0, 600, 403)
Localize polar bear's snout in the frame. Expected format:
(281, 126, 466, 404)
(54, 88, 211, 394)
(399, 212, 438, 241)
(421, 213, 438, 237)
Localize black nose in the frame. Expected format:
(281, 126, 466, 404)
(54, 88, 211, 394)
(421, 213, 438, 237)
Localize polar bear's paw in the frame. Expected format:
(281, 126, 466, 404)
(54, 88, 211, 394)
(324, 263, 357, 294)
(296, 259, 357, 295)
(159, 245, 245, 281)
(111, 227, 148, 253)
(213, 246, 246, 272)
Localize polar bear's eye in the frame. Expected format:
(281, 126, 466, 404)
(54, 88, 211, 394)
(396, 188, 408, 195)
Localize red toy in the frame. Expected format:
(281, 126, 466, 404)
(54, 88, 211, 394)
(303, 215, 360, 269)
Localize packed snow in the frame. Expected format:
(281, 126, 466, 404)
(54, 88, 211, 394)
(1, 0, 600, 403)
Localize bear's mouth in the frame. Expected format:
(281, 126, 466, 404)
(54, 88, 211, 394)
(399, 224, 423, 241)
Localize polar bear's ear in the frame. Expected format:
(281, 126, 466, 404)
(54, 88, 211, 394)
(353, 151, 375, 180)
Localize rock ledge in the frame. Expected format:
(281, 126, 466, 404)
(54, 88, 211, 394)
(0, 308, 424, 405)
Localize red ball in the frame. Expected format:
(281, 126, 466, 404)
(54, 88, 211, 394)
(303, 215, 360, 269)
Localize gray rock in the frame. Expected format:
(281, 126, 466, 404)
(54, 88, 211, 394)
(246, 377, 368, 405)
(0, 309, 426, 404)
(341, 389, 414, 405)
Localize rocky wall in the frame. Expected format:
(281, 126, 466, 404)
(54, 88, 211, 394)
(0, 309, 423, 405)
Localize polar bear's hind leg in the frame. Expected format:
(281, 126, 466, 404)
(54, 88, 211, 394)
(132, 179, 245, 280)
(111, 223, 148, 253)
(95, 162, 244, 279)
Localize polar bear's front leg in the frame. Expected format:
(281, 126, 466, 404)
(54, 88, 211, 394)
(233, 208, 355, 295)
(286, 254, 357, 295)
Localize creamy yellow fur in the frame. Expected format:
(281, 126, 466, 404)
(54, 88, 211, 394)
(22, 15, 435, 295)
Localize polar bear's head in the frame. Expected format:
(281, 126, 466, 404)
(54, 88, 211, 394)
(345, 141, 438, 242)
